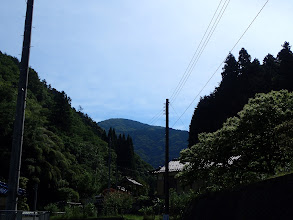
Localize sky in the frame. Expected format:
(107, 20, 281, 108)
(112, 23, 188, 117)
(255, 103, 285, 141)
(1, 0, 293, 131)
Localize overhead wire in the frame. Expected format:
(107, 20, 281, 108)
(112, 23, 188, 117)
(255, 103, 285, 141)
(149, 0, 229, 127)
(172, 0, 270, 128)
(169, 0, 224, 103)
(170, 103, 187, 130)
(170, 0, 230, 104)
(149, 109, 165, 126)
(148, 108, 164, 125)
(170, 0, 229, 129)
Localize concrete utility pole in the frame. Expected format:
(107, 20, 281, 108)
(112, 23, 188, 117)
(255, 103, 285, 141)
(164, 99, 169, 219)
(6, 0, 34, 211)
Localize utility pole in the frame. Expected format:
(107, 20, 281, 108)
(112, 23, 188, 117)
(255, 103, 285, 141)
(33, 183, 38, 220)
(164, 99, 169, 220)
(33, 183, 38, 211)
(108, 137, 112, 192)
(6, 0, 34, 211)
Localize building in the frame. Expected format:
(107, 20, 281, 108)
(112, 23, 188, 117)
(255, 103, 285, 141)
(153, 160, 191, 197)
(117, 176, 144, 196)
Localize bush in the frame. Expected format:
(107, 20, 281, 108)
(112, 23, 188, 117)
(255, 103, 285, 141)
(103, 191, 134, 215)
(169, 189, 193, 220)
(18, 197, 30, 211)
(138, 206, 153, 216)
(63, 206, 83, 219)
(152, 198, 164, 215)
(44, 203, 59, 213)
(83, 203, 97, 218)
(57, 187, 79, 202)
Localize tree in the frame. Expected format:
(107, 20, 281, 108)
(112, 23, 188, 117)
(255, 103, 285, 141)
(221, 53, 239, 80)
(236, 90, 293, 175)
(181, 90, 293, 191)
(189, 43, 293, 148)
(116, 134, 135, 173)
(238, 48, 251, 74)
(263, 53, 279, 89)
(276, 42, 293, 90)
(49, 90, 73, 133)
(0, 51, 112, 208)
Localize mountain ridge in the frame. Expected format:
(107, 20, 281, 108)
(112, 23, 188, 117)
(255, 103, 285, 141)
(98, 118, 188, 168)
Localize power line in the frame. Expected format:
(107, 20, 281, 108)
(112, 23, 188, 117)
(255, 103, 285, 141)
(169, 0, 224, 102)
(170, 0, 230, 104)
(172, 0, 270, 128)
(169, 0, 225, 103)
(149, 0, 230, 128)
(170, 103, 187, 130)
(148, 108, 164, 126)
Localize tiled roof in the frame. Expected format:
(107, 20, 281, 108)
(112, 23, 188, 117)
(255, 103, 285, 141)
(126, 177, 143, 186)
(154, 160, 187, 173)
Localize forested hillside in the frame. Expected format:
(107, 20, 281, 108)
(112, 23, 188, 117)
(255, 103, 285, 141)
(0, 51, 152, 209)
(180, 90, 293, 190)
(98, 118, 189, 168)
(181, 42, 293, 192)
(189, 42, 293, 146)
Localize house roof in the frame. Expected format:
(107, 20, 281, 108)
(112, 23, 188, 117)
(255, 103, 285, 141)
(153, 160, 187, 173)
(153, 156, 241, 174)
(0, 181, 26, 196)
(125, 177, 143, 186)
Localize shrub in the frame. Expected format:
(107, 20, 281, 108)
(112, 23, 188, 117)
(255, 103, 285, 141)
(83, 203, 97, 217)
(138, 206, 153, 216)
(103, 191, 134, 215)
(63, 206, 83, 219)
(44, 203, 59, 213)
(169, 189, 193, 220)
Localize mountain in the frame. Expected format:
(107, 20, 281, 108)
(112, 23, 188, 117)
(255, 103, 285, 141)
(0, 51, 153, 209)
(98, 118, 188, 168)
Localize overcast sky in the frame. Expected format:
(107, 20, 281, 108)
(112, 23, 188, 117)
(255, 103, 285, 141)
(1, 0, 293, 131)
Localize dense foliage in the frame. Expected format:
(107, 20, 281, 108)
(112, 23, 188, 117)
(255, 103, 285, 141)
(106, 127, 154, 194)
(103, 191, 134, 215)
(180, 90, 293, 191)
(98, 119, 188, 168)
(189, 42, 293, 146)
(0, 51, 152, 209)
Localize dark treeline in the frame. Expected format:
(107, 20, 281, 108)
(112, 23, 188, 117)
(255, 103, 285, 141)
(0, 51, 152, 210)
(189, 42, 293, 147)
(98, 118, 189, 168)
(107, 127, 153, 181)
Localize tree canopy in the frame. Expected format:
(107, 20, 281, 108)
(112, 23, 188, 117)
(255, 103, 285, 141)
(0, 51, 153, 209)
(180, 90, 293, 191)
(189, 42, 293, 147)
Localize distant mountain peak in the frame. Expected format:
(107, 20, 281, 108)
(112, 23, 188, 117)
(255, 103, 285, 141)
(98, 118, 188, 168)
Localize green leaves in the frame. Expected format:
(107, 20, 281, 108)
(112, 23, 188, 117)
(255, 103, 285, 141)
(181, 90, 293, 192)
(0, 51, 111, 208)
(189, 42, 293, 147)
(103, 191, 134, 215)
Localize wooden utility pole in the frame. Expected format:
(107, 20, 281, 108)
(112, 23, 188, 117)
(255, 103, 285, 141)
(6, 0, 34, 211)
(108, 137, 112, 192)
(164, 99, 169, 219)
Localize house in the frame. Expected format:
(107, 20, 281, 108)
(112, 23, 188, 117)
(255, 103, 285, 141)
(117, 176, 144, 196)
(153, 156, 242, 197)
(153, 160, 192, 197)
